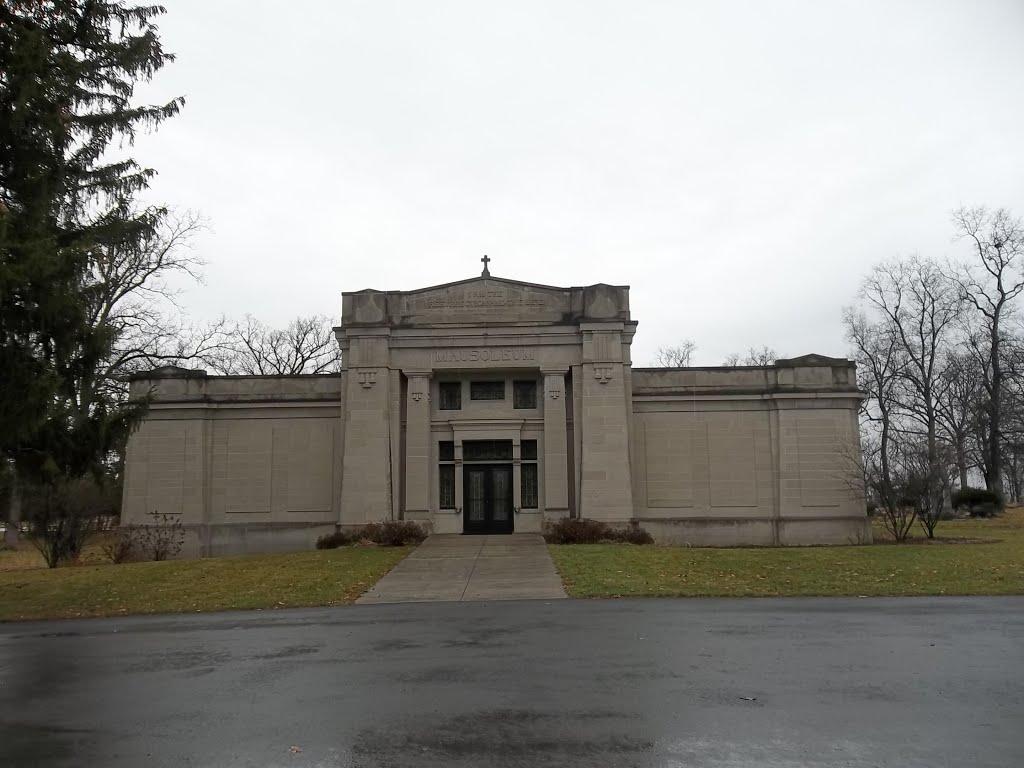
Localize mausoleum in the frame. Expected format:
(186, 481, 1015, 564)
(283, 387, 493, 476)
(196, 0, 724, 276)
(122, 267, 870, 556)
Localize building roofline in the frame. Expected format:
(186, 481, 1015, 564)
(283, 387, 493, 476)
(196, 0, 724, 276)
(342, 274, 629, 296)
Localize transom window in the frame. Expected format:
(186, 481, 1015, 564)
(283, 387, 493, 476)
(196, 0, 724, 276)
(513, 380, 537, 409)
(463, 440, 513, 462)
(470, 381, 505, 401)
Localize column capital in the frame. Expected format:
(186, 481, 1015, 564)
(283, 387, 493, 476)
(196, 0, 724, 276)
(403, 370, 433, 380)
(540, 366, 568, 375)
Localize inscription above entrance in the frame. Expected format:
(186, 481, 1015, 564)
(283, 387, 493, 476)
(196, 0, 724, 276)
(397, 279, 571, 325)
(434, 347, 536, 363)
(423, 290, 548, 311)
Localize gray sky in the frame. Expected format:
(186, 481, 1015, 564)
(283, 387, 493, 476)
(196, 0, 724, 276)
(133, 0, 1024, 366)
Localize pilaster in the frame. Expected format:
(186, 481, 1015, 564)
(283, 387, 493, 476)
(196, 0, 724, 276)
(542, 367, 569, 519)
(578, 323, 634, 521)
(339, 329, 393, 525)
(404, 371, 432, 518)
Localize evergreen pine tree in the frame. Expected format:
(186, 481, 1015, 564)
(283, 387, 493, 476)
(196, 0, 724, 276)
(1, 1, 183, 554)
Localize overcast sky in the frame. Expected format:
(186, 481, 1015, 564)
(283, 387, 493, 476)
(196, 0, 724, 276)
(132, 0, 1024, 366)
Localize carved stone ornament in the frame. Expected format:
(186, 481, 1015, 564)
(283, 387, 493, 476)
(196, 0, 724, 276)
(593, 364, 613, 384)
(357, 371, 376, 388)
(548, 388, 562, 399)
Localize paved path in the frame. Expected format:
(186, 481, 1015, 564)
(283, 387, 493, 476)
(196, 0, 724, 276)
(356, 533, 566, 604)
(1, 597, 1022, 767)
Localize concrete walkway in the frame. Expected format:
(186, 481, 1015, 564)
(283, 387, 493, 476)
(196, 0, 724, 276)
(356, 534, 567, 604)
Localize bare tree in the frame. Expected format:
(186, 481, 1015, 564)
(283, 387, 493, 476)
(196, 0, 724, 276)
(85, 209, 222, 397)
(857, 255, 961, 532)
(653, 340, 696, 367)
(722, 346, 779, 366)
(844, 307, 914, 539)
(948, 206, 1024, 499)
(1002, 329, 1024, 502)
(201, 315, 340, 375)
(744, 345, 779, 366)
(935, 350, 984, 490)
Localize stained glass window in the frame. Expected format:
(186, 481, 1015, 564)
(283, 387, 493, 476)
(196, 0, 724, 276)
(513, 380, 537, 409)
(463, 440, 513, 461)
(521, 464, 538, 509)
(439, 465, 455, 509)
(470, 381, 505, 401)
(439, 382, 461, 410)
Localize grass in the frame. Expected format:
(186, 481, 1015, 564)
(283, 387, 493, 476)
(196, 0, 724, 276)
(0, 544, 410, 622)
(549, 507, 1024, 598)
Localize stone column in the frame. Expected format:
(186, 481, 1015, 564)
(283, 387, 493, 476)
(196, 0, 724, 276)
(404, 372, 432, 520)
(543, 368, 570, 519)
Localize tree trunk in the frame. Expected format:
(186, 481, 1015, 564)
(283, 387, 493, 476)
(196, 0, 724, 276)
(956, 438, 969, 490)
(988, 317, 1005, 500)
(5, 466, 20, 548)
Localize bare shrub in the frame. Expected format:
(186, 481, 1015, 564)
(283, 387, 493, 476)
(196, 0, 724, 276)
(102, 525, 142, 564)
(137, 512, 185, 561)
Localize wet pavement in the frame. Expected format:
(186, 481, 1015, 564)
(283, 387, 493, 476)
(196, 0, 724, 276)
(1, 596, 1022, 767)
(356, 534, 567, 604)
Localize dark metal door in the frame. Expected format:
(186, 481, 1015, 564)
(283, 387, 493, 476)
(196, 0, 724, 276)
(463, 464, 514, 534)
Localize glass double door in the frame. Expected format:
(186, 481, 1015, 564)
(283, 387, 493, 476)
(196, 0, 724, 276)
(463, 464, 514, 534)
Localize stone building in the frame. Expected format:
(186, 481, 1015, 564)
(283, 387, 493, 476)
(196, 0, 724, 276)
(122, 270, 870, 556)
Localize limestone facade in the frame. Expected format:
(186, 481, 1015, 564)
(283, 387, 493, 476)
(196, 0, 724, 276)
(122, 275, 870, 556)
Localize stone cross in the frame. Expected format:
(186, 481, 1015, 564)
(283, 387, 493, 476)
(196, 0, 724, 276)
(481, 254, 491, 277)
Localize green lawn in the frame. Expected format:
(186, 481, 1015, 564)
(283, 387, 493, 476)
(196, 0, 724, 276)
(549, 508, 1024, 598)
(0, 545, 410, 622)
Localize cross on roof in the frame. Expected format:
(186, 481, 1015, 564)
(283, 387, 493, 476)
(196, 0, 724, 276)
(481, 254, 491, 277)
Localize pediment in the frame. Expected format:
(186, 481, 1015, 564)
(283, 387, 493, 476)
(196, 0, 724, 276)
(396, 277, 573, 325)
(342, 274, 631, 327)
(775, 353, 849, 367)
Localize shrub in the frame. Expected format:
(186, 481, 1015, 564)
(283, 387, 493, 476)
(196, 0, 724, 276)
(137, 512, 185, 561)
(359, 520, 427, 546)
(316, 530, 354, 549)
(544, 518, 613, 544)
(316, 521, 426, 549)
(102, 525, 141, 564)
(25, 481, 100, 568)
(951, 487, 1004, 518)
(543, 517, 653, 545)
(616, 523, 654, 545)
